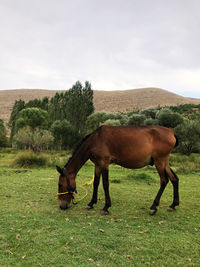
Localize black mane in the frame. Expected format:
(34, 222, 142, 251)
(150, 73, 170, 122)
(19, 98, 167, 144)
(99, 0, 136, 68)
(64, 133, 92, 168)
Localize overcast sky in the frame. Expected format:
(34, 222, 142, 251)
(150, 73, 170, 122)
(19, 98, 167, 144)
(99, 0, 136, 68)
(0, 0, 200, 98)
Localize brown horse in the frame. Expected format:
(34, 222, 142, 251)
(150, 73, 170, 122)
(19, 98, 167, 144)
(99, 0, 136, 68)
(56, 125, 179, 215)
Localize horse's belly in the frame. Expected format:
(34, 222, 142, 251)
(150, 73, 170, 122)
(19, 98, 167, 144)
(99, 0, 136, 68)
(112, 155, 152, 169)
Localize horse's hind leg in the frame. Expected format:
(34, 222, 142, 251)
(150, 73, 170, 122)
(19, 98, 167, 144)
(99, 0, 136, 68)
(150, 160, 169, 215)
(165, 166, 179, 211)
(86, 165, 101, 209)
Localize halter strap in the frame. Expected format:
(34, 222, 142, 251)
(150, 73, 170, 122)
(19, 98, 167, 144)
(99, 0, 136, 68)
(63, 167, 77, 193)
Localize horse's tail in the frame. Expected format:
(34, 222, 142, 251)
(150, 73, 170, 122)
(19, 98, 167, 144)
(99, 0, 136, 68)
(174, 134, 179, 148)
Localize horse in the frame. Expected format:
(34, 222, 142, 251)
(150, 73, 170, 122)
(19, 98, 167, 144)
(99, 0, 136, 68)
(56, 125, 179, 215)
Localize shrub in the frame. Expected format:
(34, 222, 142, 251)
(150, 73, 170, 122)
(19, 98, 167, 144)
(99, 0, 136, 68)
(175, 120, 200, 155)
(13, 126, 54, 152)
(140, 108, 157, 119)
(103, 119, 121, 126)
(13, 151, 49, 167)
(144, 118, 159, 126)
(128, 114, 146, 126)
(156, 108, 184, 128)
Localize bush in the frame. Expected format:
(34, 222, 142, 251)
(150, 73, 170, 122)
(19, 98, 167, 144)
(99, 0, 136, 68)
(175, 120, 200, 155)
(140, 108, 157, 119)
(103, 119, 121, 126)
(13, 126, 54, 152)
(128, 114, 146, 126)
(13, 151, 49, 167)
(144, 118, 159, 126)
(156, 108, 184, 128)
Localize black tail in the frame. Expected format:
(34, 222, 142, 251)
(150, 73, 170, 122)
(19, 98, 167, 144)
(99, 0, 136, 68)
(174, 134, 179, 148)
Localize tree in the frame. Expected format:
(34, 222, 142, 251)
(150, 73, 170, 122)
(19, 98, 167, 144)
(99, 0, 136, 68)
(140, 108, 157, 119)
(175, 120, 200, 155)
(14, 126, 54, 152)
(156, 108, 184, 128)
(86, 112, 108, 133)
(0, 119, 8, 147)
(48, 92, 66, 123)
(86, 112, 128, 133)
(13, 107, 50, 152)
(66, 81, 94, 135)
(15, 107, 49, 131)
(8, 99, 25, 142)
(47, 81, 94, 136)
(25, 97, 49, 111)
(50, 120, 79, 149)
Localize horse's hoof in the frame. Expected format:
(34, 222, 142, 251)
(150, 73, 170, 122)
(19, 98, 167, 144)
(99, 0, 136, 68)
(149, 209, 157, 216)
(101, 210, 109, 216)
(85, 205, 93, 210)
(167, 207, 175, 212)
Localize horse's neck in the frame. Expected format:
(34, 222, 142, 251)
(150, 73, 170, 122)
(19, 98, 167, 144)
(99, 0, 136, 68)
(67, 142, 90, 176)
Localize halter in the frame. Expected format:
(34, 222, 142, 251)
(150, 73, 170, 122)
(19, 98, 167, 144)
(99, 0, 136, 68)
(57, 168, 77, 196)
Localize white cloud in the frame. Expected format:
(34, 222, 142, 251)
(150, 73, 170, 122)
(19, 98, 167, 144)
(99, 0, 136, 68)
(0, 0, 200, 98)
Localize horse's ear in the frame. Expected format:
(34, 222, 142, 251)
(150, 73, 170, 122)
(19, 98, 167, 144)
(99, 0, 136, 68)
(56, 165, 63, 175)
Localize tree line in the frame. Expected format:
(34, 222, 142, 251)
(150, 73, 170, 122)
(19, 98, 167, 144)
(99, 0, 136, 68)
(0, 82, 200, 155)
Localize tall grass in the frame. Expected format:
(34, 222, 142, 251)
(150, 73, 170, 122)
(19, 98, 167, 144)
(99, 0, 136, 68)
(170, 153, 200, 174)
(13, 151, 49, 167)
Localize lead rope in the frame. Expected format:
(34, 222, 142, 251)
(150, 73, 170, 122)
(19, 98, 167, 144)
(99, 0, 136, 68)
(72, 176, 94, 205)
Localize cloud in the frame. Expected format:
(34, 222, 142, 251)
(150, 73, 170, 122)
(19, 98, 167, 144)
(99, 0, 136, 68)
(0, 0, 200, 98)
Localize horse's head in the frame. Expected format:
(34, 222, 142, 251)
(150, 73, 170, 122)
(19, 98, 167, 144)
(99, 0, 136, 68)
(56, 166, 76, 210)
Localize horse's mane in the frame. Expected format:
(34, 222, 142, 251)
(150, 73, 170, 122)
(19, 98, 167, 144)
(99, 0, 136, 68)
(64, 133, 92, 168)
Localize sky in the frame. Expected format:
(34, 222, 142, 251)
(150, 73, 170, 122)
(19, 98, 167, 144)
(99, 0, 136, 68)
(0, 0, 200, 98)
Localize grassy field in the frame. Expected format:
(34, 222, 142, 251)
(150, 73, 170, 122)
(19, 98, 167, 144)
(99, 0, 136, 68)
(0, 150, 200, 266)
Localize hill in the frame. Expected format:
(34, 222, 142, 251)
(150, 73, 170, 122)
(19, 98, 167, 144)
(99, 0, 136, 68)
(0, 87, 199, 126)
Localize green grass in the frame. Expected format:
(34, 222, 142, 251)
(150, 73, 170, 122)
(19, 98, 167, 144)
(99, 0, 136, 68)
(0, 150, 200, 266)
(13, 151, 49, 167)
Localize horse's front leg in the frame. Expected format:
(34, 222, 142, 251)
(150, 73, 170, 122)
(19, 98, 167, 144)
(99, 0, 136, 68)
(86, 165, 101, 209)
(101, 167, 111, 215)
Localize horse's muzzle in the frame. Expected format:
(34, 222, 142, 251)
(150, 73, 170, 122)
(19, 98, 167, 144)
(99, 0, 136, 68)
(59, 201, 70, 210)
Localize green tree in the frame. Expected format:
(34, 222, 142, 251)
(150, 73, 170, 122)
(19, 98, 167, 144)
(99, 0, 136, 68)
(50, 120, 79, 149)
(8, 99, 25, 142)
(156, 108, 184, 128)
(0, 119, 8, 147)
(140, 108, 157, 119)
(86, 112, 108, 133)
(14, 126, 54, 152)
(25, 97, 49, 111)
(48, 92, 67, 123)
(66, 81, 94, 135)
(175, 120, 200, 155)
(15, 107, 49, 131)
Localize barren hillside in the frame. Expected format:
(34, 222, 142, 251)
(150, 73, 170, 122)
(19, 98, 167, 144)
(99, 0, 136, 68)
(0, 87, 199, 126)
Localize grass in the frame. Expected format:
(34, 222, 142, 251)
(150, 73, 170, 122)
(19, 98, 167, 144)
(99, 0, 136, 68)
(13, 151, 49, 167)
(0, 150, 200, 266)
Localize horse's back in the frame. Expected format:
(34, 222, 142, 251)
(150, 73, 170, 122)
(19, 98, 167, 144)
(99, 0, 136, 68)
(97, 125, 175, 148)
(90, 125, 176, 169)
